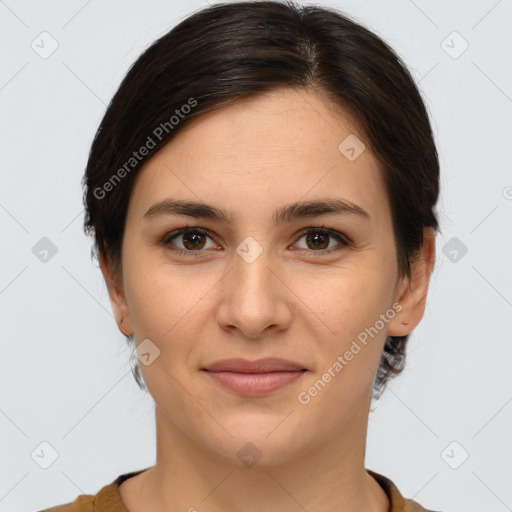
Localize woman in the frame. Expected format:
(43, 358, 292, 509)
(41, 1, 443, 510)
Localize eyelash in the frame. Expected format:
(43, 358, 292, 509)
(160, 225, 352, 257)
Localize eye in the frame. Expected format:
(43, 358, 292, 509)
(161, 226, 218, 256)
(160, 225, 352, 257)
(293, 226, 351, 255)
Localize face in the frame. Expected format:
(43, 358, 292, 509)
(101, 87, 432, 467)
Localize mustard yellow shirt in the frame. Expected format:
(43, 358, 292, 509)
(38, 467, 442, 512)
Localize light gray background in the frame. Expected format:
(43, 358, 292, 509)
(1, 1, 511, 511)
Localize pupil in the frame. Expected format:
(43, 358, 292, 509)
(307, 232, 328, 250)
(183, 232, 204, 250)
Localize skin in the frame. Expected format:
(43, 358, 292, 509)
(100, 87, 435, 512)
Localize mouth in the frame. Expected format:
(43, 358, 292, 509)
(201, 357, 308, 397)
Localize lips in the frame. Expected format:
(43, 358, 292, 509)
(203, 357, 306, 373)
(202, 357, 307, 397)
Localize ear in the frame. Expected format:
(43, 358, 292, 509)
(98, 250, 134, 337)
(387, 227, 436, 337)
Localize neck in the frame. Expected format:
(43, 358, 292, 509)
(132, 395, 389, 512)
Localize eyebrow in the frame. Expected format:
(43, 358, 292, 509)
(143, 197, 371, 224)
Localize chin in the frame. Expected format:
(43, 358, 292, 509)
(201, 414, 310, 468)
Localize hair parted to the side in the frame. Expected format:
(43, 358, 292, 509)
(82, 0, 440, 400)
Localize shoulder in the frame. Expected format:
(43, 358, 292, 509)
(38, 493, 97, 512)
(37, 468, 150, 512)
(37, 479, 121, 512)
(367, 469, 447, 512)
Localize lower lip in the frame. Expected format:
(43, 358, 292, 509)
(204, 370, 306, 397)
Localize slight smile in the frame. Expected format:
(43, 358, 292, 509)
(201, 357, 308, 397)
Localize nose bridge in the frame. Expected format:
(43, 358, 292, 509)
(220, 234, 285, 335)
(232, 234, 276, 301)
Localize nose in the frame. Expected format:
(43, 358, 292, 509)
(216, 240, 292, 339)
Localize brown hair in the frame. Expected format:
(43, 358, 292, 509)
(82, 0, 440, 399)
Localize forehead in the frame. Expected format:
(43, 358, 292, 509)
(169, 87, 364, 158)
(127, 87, 389, 226)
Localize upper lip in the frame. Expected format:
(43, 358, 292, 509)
(203, 357, 306, 373)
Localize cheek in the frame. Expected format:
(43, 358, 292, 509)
(291, 261, 396, 405)
(292, 261, 393, 340)
(293, 269, 392, 420)
(123, 249, 205, 334)
(122, 256, 220, 380)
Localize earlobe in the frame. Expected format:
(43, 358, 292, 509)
(98, 250, 134, 337)
(387, 227, 436, 337)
